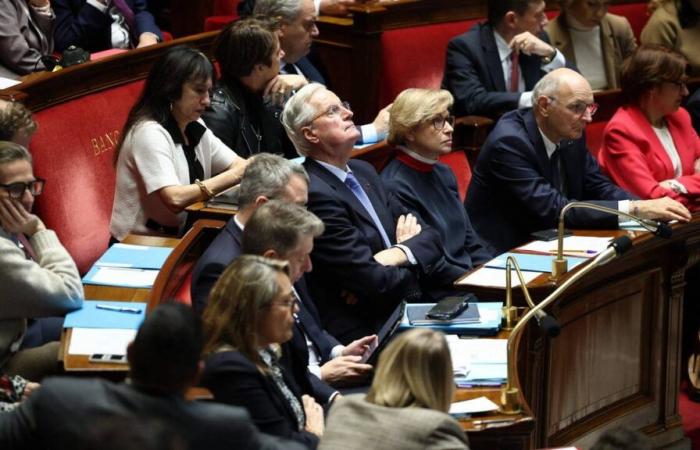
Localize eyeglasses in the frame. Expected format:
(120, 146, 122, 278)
(432, 115, 455, 131)
(0, 179, 45, 199)
(549, 97, 598, 118)
(269, 296, 300, 310)
(309, 101, 352, 124)
(664, 78, 688, 90)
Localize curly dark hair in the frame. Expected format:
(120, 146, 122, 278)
(0, 101, 37, 142)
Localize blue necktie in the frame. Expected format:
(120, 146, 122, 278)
(345, 172, 392, 249)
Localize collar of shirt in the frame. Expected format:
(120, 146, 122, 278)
(397, 146, 439, 165)
(538, 127, 559, 159)
(315, 159, 350, 182)
(493, 30, 513, 65)
(163, 116, 207, 148)
(567, 14, 599, 32)
(233, 215, 245, 231)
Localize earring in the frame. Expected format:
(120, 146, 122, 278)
(169, 102, 173, 112)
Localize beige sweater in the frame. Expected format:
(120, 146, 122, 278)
(642, 0, 700, 76)
(0, 227, 83, 367)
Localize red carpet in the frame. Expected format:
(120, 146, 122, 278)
(680, 382, 700, 449)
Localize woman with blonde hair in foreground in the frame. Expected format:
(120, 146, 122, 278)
(319, 328, 469, 450)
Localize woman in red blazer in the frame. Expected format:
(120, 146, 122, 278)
(599, 45, 700, 211)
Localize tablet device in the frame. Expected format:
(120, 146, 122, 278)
(361, 301, 406, 365)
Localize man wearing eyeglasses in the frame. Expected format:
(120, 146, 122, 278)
(466, 68, 691, 254)
(282, 84, 445, 344)
(0, 141, 83, 381)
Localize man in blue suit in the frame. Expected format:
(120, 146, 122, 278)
(466, 68, 691, 254)
(282, 84, 447, 343)
(53, 0, 162, 52)
(442, 0, 568, 118)
(191, 154, 309, 316)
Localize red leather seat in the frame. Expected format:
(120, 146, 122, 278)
(608, 2, 649, 41)
(379, 19, 479, 108)
(204, 0, 239, 32)
(30, 80, 145, 274)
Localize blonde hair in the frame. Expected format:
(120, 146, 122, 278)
(201, 255, 290, 371)
(387, 88, 453, 147)
(366, 328, 454, 413)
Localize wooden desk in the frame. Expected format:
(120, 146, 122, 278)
(59, 235, 179, 373)
(456, 219, 700, 449)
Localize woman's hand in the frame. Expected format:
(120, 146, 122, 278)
(302, 394, 325, 437)
(0, 198, 45, 237)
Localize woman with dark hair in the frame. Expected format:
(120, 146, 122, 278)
(110, 46, 248, 241)
(546, 0, 637, 90)
(641, 0, 700, 75)
(319, 328, 469, 450)
(598, 45, 700, 210)
(201, 255, 324, 449)
(202, 17, 303, 158)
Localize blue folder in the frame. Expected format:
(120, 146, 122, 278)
(93, 243, 173, 270)
(63, 300, 146, 329)
(399, 302, 503, 336)
(485, 252, 587, 273)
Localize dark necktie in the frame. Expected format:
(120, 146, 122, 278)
(281, 63, 297, 75)
(293, 290, 334, 361)
(111, 0, 137, 41)
(17, 234, 36, 261)
(510, 50, 520, 92)
(550, 146, 568, 196)
(344, 172, 392, 249)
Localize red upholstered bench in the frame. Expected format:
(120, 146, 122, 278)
(608, 2, 649, 41)
(204, 0, 239, 32)
(30, 80, 144, 274)
(378, 19, 479, 107)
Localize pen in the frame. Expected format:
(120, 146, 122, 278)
(96, 304, 142, 314)
(547, 249, 597, 254)
(471, 418, 517, 426)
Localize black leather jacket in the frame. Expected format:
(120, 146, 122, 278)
(201, 79, 296, 158)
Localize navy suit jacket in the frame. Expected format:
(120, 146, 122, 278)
(465, 108, 634, 254)
(53, 0, 162, 52)
(303, 158, 443, 343)
(203, 351, 319, 449)
(442, 22, 570, 118)
(191, 218, 242, 316)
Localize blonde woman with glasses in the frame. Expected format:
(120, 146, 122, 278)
(319, 328, 469, 450)
(201, 255, 324, 449)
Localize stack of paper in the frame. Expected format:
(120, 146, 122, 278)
(447, 336, 507, 387)
(517, 236, 614, 257)
(82, 243, 173, 288)
(65, 300, 146, 356)
(449, 397, 499, 418)
(486, 252, 588, 273)
(457, 267, 540, 288)
(400, 302, 503, 336)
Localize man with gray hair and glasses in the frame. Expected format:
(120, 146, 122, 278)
(465, 67, 691, 254)
(191, 153, 309, 313)
(283, 83, 447, 344)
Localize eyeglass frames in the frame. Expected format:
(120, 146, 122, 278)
(0, 179, 45, 199)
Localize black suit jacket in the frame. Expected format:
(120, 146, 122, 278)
(191, 218, 242, 316)
(0, 377, 301, 450)
(203, 350, 319, 449)
(442, 22, 567, 118)
(53, 0, 162, 52)
(303, 158, 443, 343)
(465, 108, 634, 254)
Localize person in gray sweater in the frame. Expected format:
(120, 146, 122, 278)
(0, 141, 83, 381)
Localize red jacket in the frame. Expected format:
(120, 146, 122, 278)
(599, 104, 700, 210)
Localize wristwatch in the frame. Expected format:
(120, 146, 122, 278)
(541, 48, 557, 65)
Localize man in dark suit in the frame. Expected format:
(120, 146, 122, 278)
(191, 154, 309, 315)
(466, 68, 691, 254)
(53, 0, 162, 52)
(442, 0, 569, 118)
(282, 84, 447, 343)
(0, 304, 301, 450)
(242, 201, 377, 391)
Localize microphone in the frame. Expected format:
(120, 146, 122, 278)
(551, 201, 671, 279)
(500, 235, 633, 415)
(503, 256, 560, 338)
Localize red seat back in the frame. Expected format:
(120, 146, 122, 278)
(213, 0, 239, 15)
(438, 151, 472, 201)
(205, 0, 239, 31)
(585, 121, 608, 159)
(30, 80, 144, 274)
(608, 2, 649, 40)
(379, 19, 479, 107)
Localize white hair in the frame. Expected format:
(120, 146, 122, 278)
(253, 0, 304, 23)
(281, 83, 327, 157)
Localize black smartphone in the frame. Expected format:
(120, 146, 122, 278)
(530, 228, 573, 242)
(89, 353, 127, 364)
(426, 295, 471, 320)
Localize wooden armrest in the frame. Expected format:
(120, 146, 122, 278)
(453, 115, 495, 167)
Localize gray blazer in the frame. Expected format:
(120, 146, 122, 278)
(319, 395, 470, 450)
(0, 0, 54, 79)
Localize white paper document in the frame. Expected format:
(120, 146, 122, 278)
(517, 236, 613, 257)
(0, 77, 20, 89)
(457, 267, 539, 288)
(89, 266, 159, 287)
(68, 328, 136, 355)
(449, 397, 500, 416)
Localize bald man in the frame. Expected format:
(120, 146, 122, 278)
(466, 68, 691, 254)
